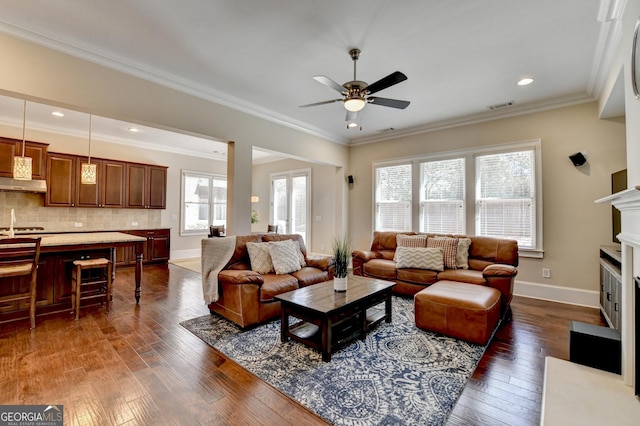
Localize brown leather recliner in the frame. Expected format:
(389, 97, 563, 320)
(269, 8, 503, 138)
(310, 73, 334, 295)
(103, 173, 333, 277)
(208, 233, 334, 328)
(352, 231, 518, 317)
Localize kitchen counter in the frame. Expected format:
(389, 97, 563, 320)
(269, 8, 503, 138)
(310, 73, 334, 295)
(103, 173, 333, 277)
(18, 231, 147, 247)
(0, 232, 148, 325)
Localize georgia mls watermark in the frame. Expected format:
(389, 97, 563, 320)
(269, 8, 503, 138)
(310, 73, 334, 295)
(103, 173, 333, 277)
(0, 405, 63, 426)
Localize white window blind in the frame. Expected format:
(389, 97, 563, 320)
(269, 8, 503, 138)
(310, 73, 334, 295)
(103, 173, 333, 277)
(420, 157, 465, 234)
(475, 150, 535, 248)
(375, 164, 412, 231)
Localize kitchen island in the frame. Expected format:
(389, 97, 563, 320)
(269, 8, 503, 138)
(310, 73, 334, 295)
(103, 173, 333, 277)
(0, 232, 147, 325)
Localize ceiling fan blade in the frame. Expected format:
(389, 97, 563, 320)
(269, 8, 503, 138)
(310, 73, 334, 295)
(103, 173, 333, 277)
(345, 111, 357, 121)
(366, 71, 407, 95)
(368, 97, 410, 109)
(313, 75, 345, 94)
(299, 99, 342, 108)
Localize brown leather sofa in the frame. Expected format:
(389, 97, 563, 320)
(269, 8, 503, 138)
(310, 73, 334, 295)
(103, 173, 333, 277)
(352, 231, 518, 317)
(208, 233, 334, 328)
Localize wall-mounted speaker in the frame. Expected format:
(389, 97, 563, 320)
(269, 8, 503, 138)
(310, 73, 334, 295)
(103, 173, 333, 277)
(569, 152, 587, 167)
(348, 175, 354, 184)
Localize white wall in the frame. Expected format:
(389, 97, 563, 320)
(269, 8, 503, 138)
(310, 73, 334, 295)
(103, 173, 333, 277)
(348, 102, 626, 302)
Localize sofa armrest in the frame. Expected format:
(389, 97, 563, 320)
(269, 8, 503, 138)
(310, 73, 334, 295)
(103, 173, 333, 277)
(482, 264, 517, 318)
(352, 249, 381, 262)
(218, 269, 264, 285)
(482, 264, 517, 278)
(305, 255, 335, 271)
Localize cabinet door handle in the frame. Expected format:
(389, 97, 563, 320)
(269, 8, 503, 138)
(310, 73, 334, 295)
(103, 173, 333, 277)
(607, 292, 612, 301)
(614, 302, 619, 312)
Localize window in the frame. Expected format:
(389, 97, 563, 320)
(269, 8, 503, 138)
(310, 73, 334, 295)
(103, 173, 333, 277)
(476, 150, 536, 248)
(375, 164, 412, 231)
(420, 157, 465, 234)
(181, 170, 226, 235)
(373, 140, 542, 256)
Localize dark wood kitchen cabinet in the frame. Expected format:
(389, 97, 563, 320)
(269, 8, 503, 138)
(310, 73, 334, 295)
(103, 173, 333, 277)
(75, 158, 126, 208)
(45, 152, 166, 209)
(116, 228, 170, 266)
(0, 137, 48, 179)
(126, 163, 167, 209)
(46, 152, 76, 207)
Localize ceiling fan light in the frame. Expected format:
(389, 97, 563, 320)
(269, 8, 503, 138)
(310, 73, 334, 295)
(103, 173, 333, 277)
(344, 97, 365, 112)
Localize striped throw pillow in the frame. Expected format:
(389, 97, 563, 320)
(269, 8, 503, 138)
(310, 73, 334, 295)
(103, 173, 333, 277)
(426, 237, 459, 269)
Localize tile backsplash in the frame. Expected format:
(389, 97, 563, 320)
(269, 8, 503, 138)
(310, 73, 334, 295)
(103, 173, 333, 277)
(1, 192, 161, 232)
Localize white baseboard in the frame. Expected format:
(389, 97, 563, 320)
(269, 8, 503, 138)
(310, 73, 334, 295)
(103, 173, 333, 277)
(514, 280, 600, 309)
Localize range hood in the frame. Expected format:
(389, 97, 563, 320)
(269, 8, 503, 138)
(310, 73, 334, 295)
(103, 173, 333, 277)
(0, 177, 47, 193)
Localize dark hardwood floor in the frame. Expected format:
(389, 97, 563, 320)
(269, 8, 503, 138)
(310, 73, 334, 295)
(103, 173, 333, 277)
(0, 265, 606, 425)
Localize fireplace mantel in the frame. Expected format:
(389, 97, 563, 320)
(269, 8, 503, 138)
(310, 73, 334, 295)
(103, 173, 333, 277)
(596, 185, 640, 210)
(596, 186, 640, 390)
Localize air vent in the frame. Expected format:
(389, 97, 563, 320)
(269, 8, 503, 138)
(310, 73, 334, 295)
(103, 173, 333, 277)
(488, 101, 515, 110)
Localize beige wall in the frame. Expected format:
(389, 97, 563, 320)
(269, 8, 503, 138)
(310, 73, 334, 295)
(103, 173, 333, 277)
(348, 102, 626, 297)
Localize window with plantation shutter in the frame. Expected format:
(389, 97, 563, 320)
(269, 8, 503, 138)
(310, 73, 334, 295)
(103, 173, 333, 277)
(375, 164, 411, 231)
(420, 158, 465, 234)
(475, 149, 535, 248)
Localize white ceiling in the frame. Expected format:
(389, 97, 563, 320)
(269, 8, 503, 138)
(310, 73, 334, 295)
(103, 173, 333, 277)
(0, 0, 626, 156)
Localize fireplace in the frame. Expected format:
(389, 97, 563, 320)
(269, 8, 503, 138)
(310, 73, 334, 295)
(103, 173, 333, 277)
(596, 186, 640, 392)
(633, 277, 640, 396)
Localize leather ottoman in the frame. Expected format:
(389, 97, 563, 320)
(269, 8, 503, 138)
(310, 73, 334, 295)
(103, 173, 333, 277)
(414, 280, 501, 345)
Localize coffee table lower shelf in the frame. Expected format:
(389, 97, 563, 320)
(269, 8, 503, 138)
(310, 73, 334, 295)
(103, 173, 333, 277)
(283, 303, 390, 361)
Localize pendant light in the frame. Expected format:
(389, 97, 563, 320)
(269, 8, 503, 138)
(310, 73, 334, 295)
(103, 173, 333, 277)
(13, 100, 32, 180)
(81, 114, 97, 185)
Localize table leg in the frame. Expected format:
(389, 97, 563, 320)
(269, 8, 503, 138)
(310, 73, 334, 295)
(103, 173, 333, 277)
(385, 291, 392, 323)
(360, 308, 367, 340)
(134, 241, 143, 303)
(321, 317, 332, 362)
(280, 306, 289, 342)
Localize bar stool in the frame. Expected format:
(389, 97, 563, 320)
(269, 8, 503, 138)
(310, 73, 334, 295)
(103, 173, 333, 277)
(70, 257, 113, 320)
(0, 237, 41, 329)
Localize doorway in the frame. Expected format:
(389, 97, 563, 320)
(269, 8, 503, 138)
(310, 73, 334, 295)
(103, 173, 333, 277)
(271, 168, 310, 243)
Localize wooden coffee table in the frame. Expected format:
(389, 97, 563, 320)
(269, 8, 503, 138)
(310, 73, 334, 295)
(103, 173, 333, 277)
(275, 275, 396, 361)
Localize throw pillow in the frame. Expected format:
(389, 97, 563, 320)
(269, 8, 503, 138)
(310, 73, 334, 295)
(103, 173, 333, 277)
(394, 234, 427, 260)
(396, 234, 427, 248)
(456, 238, 472, 269)
(287, 239, 307, 267)
(426, 237, 459, 269)
(246, 242, 274, 274)
(395, 246, 444, 271)
(269, 240, 303, 275)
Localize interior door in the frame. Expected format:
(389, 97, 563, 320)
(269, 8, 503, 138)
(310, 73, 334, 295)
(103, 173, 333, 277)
(271, 169, 310, 243)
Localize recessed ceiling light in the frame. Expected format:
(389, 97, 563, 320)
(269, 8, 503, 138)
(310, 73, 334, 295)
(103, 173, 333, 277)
(517, 78, 534, 86)
(128, 127, 140, 133)
(51, 111, 64, 117)
(347, 122, 358, 128)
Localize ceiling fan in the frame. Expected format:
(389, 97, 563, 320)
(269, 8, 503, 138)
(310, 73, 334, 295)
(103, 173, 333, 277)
(300, 48, 410, 126)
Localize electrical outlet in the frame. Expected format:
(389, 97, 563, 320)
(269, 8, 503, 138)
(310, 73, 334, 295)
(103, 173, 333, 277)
(131, 221, 138, 226)
(542, 268, 551, 278)
(74, 222, 83, 228)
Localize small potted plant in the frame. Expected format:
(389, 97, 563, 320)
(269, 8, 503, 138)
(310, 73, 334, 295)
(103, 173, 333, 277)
(332, 234, 350, 292)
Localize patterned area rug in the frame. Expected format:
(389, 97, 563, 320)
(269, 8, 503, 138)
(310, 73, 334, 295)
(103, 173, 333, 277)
(180, 296, 487, 426)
